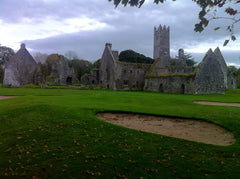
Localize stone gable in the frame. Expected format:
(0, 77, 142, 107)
(3, 44, 39, 87)
(194, 49, 225, 94)
(214, 47, 228, 89)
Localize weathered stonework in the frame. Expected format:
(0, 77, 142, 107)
(214, 47, 228, 89)
(153, 25, 170, 62)
(144, 75, 195, 94)
(81, 69, 99, 85)
(42, 54, 77, 85)
(227, 68, 237, 89)
(98, 43, 151, 90)
(3, 44, 39, 87)
(92, 23, 236, 94)
(194, 49, 225, 94)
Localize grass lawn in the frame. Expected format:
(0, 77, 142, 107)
(0, 85, 240, 178)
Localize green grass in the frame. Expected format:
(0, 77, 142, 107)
(0, 86, 240, 178)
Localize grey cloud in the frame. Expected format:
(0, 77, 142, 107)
(1, 0, 98, 23)
(1, 0, 239, 65)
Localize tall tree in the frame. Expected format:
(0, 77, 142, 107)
(109, 0, 240, 46)
(176, 53, 197, 67)
(68, 59, 93, 80)
(93, 59, 101, 68)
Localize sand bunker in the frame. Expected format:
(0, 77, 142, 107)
(0, 96, 19, 100)
(97, 113, 235, 146)
(194, 101, 240, 107)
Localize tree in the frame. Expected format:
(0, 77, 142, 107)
(182, 54, 197, 67)
(68, 59, 93, 80)
(175, 53, 197, 67)
(109, 0, 240, 46)
(119, 49, 154, 64)
(64, 50, 78, 60)
(93, 59, 101, 68)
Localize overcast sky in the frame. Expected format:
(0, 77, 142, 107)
(0, 0, 239, 66)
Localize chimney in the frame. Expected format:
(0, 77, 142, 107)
(21, 43, 26, 49)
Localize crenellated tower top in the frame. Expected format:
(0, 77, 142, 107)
(154, 25, 170, 34)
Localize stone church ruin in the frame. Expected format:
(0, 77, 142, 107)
(3, 44, 77, 87)
(41, 54, 78, 85)
(83, 25, 236, 94)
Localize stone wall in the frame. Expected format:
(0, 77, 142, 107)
(194, 49, 225, 94)
(144, 75, 195, 94)
(214, 47, 228, 89)
(43, 54, 77, 85)
(99, 43, 151, 91)
(113, 61, 151, 90)
(99, 43, 116, 89)
(81, 69, 99, 85)
(227, 70, 237, 89)
(147, 59, 194, 76)
(3, 44, 39, 87)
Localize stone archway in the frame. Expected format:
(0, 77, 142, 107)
(159, 84, 163, 92)
(66, 76, 72, 84)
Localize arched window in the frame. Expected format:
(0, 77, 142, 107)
(66, 76, 72, 84)
(181, 84, 185, 94)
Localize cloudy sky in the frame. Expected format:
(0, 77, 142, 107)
(0, 0, 239, 66)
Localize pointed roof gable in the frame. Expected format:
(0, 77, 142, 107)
(214, 47, 227, 68)
(194, 48, 225, 94)
(14, 43, 37, 66)
(3, 44, 38, 87)
(214, 47, 228, 88)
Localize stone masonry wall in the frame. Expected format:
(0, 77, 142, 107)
(113, 62, 151, 90)
(194, 49, 225, 94)
(99, 43, 115, 89)
(144, 75, 195, 94)
(3, 44, 38, 87)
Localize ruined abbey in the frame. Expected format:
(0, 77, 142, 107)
(83, 25, 236, 94)
(2, 44, 77, 87)
(2, 24, 237, 94)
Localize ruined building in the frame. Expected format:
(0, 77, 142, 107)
(98, 43, 151, 90)
(84, 24, 236, 94)
(41, 54, 78, 85)
(3, 44, 41, 87)
(3, 44, 77, 87)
